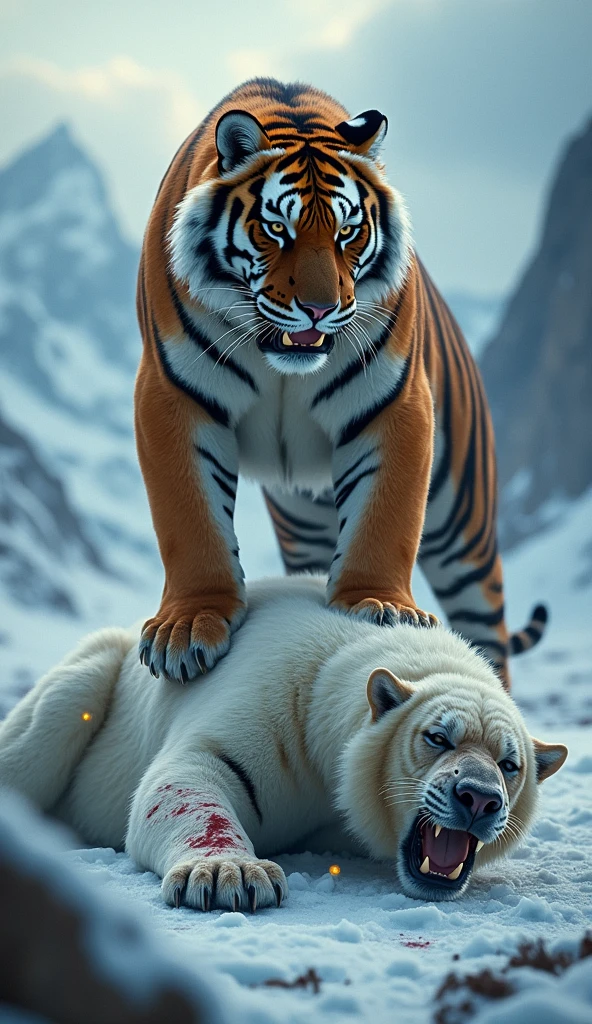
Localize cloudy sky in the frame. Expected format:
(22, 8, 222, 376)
(0, 0, 590, 294)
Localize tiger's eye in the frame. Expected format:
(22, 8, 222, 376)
(339, 225, 353, 237)
(269, 222, 284, 233)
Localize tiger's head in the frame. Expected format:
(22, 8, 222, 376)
(169, 105, 412, 375)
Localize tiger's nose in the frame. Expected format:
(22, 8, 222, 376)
(301, 303, 338, 322)
(453, 783, 503, 819)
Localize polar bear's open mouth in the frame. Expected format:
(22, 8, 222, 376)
(402, 812, 481, 894)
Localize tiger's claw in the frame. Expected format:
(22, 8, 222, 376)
(139, 602, 247, 684)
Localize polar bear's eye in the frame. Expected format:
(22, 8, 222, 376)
(423, 731, 453, 751)
(499, 758, 520, 774)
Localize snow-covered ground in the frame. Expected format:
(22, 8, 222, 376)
(60, 726, 591, 1024)
(3, 710, 590, 1023)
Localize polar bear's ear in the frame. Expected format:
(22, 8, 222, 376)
(367, 668, 414, 723)
(532, 738, 568, 783)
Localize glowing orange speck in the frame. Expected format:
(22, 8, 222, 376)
(329, 864, 341, 876)
(81, 712, 92, 722)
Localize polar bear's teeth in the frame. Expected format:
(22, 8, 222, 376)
(476, 840, 484, 852)
(282, 333, 293, 346)
(447, 862, 463, 880)
(434, 825, 442, 837)
(419, 856, 430, 874)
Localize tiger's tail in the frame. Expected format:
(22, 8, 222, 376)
(509, 604, 549, 656)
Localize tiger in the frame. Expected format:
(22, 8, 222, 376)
(0, 577, 567, 910)
(135, 77, 546, 689)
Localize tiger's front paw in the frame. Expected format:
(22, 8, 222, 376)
(139, 599, 247, 682)
(331, 596, 439, 629)
(162, 855, 288, 912)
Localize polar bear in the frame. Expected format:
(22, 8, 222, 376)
(0, 577, 566, 911)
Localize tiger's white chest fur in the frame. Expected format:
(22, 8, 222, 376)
(236, 375, 333, 492)
(162, 302, 407, 494)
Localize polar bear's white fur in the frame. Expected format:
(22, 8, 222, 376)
(0, 577, 566, 911)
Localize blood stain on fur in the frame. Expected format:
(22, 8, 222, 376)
(184, 812, 244, 853)
(146, 803, 161, 819)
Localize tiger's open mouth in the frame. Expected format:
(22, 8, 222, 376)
(402, 812, 481, 895)
(257, 328, 335, 357)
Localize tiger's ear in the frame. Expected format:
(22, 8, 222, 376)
(335, 109, 388, 159)
(531, 738, 568, 783)
(367, 668, 414, 723)
(216, 110, 271, 174)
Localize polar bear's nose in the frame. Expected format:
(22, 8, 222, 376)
(453, 783, 502, 819)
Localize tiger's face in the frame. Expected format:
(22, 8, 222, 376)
(338, 667, 567, 901)
(170, 108, 412, 375)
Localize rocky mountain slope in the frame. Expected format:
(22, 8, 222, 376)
(0, 123, 138, 392)
(0, 124, 158, 586)
(0, 125, 165, 702)
(0, 404, 101, 614)
(481, 116, 592, 550)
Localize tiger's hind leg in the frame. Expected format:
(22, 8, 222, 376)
(263, 486, 338, 576)
(419, 413, 511, 687)
(418, 267, 512, 686)
(420, 537, 511, 688)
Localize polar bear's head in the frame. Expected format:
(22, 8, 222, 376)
(337, 666, 567, 901)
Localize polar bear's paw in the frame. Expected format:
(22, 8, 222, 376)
(162, 855, 288, 912)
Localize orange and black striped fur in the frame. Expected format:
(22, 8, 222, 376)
(136, 78, 545, 688)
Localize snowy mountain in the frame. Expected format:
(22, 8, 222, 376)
(0, 123, 138, 387)
(0, 124, 165, 705)
(0, 403, 103, 619)
(481, 115, 592, 551)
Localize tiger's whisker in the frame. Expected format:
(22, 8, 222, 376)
(218, 319, 267, 365)
(186, 314, 263, 369)
(343, 329, 367, 376)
